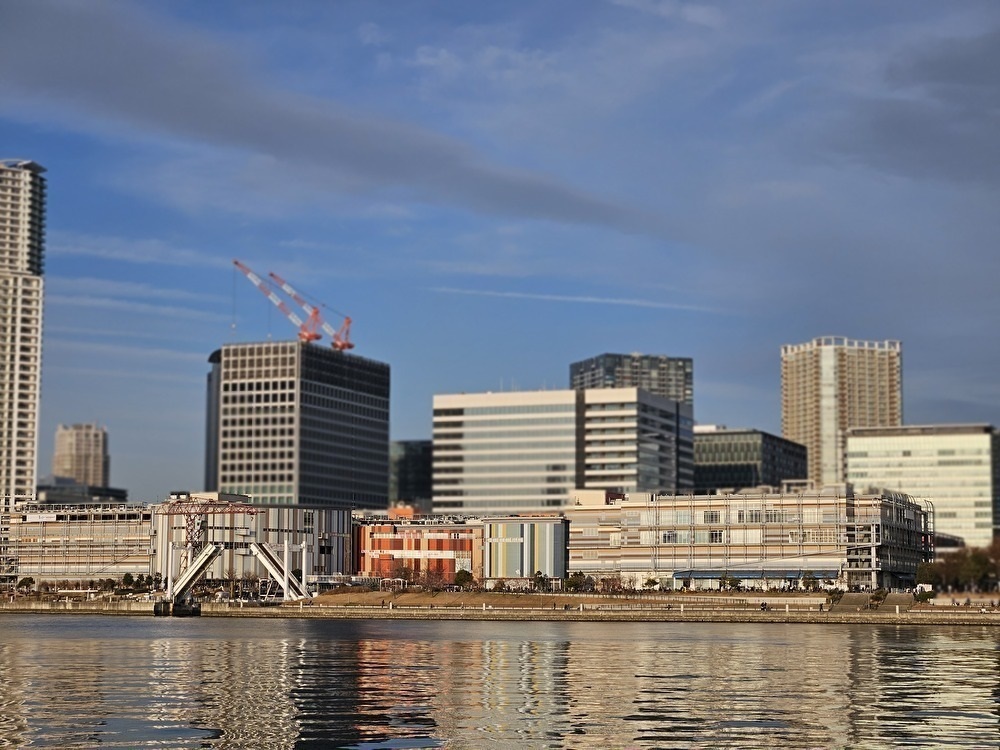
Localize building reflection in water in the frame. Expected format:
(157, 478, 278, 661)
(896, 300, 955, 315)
(2, 618, 1000, 747)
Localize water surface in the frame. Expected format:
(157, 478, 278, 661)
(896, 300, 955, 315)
(0, 616, 996, 748)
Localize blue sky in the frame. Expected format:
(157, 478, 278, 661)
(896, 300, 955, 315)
(2, 1, 998, 501)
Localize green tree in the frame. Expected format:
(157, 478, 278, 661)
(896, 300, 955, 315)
(565, 572, 587, 592)
(122, 573, 135, 589)
(454, 570, 474, 589)
(719, 575, 743, 591)
(532, 571, 550, 592)
(916, 561, 940, 586)
(962, 549, 991, 590)
(16, 577, 34, 592)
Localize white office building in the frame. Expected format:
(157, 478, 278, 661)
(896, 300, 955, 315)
(846, 424, 1000, 548)
(433, 388, 693, 515)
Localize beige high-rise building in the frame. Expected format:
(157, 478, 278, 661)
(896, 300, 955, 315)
(53, 423, 109, 487)
(781, 336, 902, 488)
(0, 160, 46, 510)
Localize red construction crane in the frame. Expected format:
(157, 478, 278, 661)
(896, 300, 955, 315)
(268, 270, 354, 351)
(233, 259, 322, 342)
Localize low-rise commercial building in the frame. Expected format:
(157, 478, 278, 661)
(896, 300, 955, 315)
(354, 514, 484, 584)
(8, 503, 153, 583)
(482, 516, 569, 588)
(565, 487, 931, 591)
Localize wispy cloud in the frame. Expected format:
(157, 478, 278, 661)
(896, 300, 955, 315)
(48, 231, 229, 269)
(46, 295, 229, 322)
(611, 0, 726, 29)
(1, 0, 660, 235)
(431, 286, 724, 313)
(45, 339, 208, 363)
(42, 364, 203, 385)
(46, 276, 205, 301)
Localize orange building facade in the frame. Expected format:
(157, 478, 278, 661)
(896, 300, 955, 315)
(355, 517, 484, 584)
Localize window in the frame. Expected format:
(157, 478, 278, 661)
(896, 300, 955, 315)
(710, 530, 723, 543)
(703, 511, 720, 524)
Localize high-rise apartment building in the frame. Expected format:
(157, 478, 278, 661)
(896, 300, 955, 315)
(570, 353, 694, 406)
(693, 426, 807, 494)
(846, 424, 1000, 549)
(204, 341, 390, 509)
(432, 387, 693, 515)
(52, 423, 109, 487)
(0, 160, 46, 510)
(781, 337, 902, 488)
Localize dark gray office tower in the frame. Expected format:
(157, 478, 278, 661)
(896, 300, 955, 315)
(390, 440, 432, 512)
(570, 353, 693, 407)
(694, 427, 807, 494)
(205, 341, 390, 509)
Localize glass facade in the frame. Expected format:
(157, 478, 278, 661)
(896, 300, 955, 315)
(570, 353, 693, 406)
(846, 426, 999, 548)
(694, 429, 807, 494)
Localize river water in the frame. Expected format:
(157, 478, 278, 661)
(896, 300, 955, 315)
(0, 615, 997, 748)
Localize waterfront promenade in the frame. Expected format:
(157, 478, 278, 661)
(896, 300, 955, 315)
(3, 591, 1000, 625)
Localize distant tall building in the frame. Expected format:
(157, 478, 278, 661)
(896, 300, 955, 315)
(846, 424, 1000, 548)
(390, 440, 432, 512)
(53, 424, 109, 487)
(0, 160, 46, 510)
(433, 387, 693, 515)
(204, 341, 390, 509)
(693, 426, 807, 494)
(570, 353, 693, 407)
(781, 337, 902, 487)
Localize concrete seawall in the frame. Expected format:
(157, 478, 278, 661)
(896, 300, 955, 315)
(1, 601, 997, 626)
(198, 603, 1000, 626)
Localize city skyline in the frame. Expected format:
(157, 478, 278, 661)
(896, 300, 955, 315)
(2, 2, 998, 501)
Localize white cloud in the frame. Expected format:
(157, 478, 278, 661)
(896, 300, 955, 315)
(46, 294, 229, 322)
(358, 22, 388, 47)
(46, 276, 205, 301)
(48, 231, 229, 269)
(431, 286, 723, 313)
